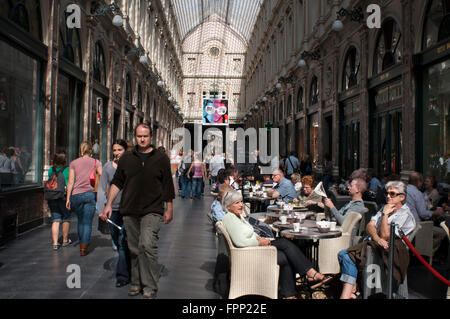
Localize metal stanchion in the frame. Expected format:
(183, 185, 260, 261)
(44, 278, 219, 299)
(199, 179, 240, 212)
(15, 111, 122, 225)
(387, 223, 396, 299)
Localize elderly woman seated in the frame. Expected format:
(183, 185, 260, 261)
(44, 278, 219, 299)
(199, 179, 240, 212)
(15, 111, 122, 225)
(337, 181, 416, 299)
(296, 176, 325, 212)
(221, 190, 332, 299)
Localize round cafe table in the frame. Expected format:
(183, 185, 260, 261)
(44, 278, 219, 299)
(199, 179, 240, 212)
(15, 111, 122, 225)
(279, 220, 342, 270)
(266, 211, 315, 219)
(244, 195, 273, 212)
(267, 206, 309, 212)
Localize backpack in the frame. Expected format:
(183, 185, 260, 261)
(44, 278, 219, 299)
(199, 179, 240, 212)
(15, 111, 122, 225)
(44, 167, 67, 200)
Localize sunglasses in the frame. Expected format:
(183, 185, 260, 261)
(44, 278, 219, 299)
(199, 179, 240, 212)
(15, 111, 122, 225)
(385, 191, 404, 198)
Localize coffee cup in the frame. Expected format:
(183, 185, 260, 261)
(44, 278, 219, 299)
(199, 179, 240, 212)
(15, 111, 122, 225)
(330, 222, 337, 231)
(293, 222, 300, 232)
(280, 216, 287, 224)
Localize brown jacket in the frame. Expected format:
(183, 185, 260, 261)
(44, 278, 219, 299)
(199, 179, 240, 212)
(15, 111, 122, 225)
(347, 238, 410, 284)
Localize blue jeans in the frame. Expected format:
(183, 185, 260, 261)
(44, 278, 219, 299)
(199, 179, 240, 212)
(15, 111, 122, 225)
(338, 249, 358, 285)
(110, 211, 131, 282)
(70, 191, 96, 244)
(181, 175, 192, 198)
(192, 177, 202, 199)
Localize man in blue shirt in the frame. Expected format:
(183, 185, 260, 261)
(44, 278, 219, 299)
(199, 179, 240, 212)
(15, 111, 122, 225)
(267, 169, 297, 203)
(211, 184, 233, 222)
(284, 151, 299, 179)
(366, 169, 382, 192)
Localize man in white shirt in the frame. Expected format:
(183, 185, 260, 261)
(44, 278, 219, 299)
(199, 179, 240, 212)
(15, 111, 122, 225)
(209, 152, 225, 184)
(228, 168, 240, 190)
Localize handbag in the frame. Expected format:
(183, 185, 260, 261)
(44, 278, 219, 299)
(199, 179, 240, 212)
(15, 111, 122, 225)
(89, 159, 97, 187)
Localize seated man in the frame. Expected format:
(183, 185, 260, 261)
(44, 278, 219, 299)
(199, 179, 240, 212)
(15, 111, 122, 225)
(212, 184, 233, 222)
(406, 172, 446, 255)
(267, 169, 297, 203)
(324, 178, 368, 227)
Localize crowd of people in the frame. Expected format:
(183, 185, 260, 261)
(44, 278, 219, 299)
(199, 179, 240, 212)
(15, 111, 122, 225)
(42, 132, 449, 299)
(0, 146, 32, 187)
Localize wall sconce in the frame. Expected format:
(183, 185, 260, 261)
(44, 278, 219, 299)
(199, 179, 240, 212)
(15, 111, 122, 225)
(332, 7, 364, 32)
(275, 83, 282, 90)
(301, 49, 321, 61)
(125, 46, 148, 64)
(92, 1, 123, 27)
(262, 96, 268, 103)
(157, 80, 164, 87)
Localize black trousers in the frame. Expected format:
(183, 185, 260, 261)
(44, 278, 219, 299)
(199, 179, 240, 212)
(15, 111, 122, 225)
(271, 237, 313, 297)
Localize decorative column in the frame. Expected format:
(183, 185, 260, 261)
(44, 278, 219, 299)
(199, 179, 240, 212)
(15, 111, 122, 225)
(83, 16, 97, 142)
(43, 0, 60, 176)
(359, 26, 370, 170)
(118, 57, 127, 140)
(400, 0, 415, 181)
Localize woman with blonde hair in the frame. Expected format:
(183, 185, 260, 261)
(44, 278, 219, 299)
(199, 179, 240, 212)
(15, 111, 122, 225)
(66, 141, 102, 256)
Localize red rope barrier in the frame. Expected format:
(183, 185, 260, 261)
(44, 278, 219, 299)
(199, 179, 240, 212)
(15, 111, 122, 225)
(402, 235, 450, 286)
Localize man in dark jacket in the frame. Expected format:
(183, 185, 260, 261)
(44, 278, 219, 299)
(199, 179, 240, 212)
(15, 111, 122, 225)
(100, 123, 175, 299)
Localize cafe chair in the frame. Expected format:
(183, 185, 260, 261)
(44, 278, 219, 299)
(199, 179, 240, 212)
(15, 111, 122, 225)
(215, 222, 279, 299)
(439, 221, 450, 300)
(413, 221, 434, 266)
(317, 211, 362, 274)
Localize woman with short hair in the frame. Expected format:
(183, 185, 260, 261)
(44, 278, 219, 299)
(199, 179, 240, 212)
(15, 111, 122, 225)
(66, 141, 102, 256)
(296, 175, 324, 211)
(337, 181, 416, 299)
(221, 190, 331, 299)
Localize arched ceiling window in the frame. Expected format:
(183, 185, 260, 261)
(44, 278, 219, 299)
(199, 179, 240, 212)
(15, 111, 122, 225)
(126, 74, 132, 104)
(59, 10, 82, 68)
(4, 0, 42, 41)
(310, 76, 319, 105)
(93, 41, 106, 86)
(296, 87, 304, 112)
(423, 0, 450, 49)
(373, 18, 402, 75)
(286, 94, 292, 116)
(343, 46, 360, 91)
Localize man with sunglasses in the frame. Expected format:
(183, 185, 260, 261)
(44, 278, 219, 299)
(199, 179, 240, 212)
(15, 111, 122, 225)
(324, 178, 368, 230)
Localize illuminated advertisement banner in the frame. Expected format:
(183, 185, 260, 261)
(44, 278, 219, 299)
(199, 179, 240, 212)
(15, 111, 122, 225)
(203, 99, 228, 125)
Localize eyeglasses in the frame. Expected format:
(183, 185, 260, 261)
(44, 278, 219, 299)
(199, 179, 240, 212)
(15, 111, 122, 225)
(385, 191, 404, 198)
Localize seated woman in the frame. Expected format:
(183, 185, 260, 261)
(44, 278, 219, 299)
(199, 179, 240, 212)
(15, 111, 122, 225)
(296, 176, 325, 212)
(290, 173, 302, 193)
(221, 190, 332, 299)
(337, 181, 416, 299)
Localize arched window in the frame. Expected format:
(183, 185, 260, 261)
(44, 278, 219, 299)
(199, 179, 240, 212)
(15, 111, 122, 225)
(343, 46, 360, 91)
(310, 76, 319, 105)
(423, 0, 450, 49)
(126, 74, 132, 104)
(59, 11, 82, 67)
(373, 18, 402, 75)
(5, 0, 42, 41)
(296, 87, 304, 112)
(278, 100, 283, 121)
(286, 95, 292, 116)
(93, 41, 106, 86)
(137, 84, 143, 111)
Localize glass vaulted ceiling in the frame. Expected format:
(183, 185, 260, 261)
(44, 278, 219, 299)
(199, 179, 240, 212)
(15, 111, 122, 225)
(172, 0, 263, 43)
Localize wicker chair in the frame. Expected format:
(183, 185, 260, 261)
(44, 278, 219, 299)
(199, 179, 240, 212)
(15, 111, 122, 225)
(439, 221, 450, 300)
(215, 222, 279, 299)
(414, 221, 434, 265)
(318, 211, 363, 274)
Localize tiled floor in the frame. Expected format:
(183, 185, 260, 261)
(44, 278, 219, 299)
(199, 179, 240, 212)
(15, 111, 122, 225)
(0, 187, 221, 299)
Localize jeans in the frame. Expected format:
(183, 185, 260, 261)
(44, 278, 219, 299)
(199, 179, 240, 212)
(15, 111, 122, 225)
(110, 211, 131, 282)
(338, 249, 358, 285)
(271, 238, 313, 297)
(192, 177, 202, 199)
(181, 175, 192, 198)
(123, 213, 163, 294)
(70, 191, 96, 244)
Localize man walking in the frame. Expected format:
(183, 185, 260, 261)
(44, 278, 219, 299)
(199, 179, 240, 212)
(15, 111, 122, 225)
(100, 123, 175, 299)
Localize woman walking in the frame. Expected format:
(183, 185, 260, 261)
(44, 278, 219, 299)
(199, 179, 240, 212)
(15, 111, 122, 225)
(66, 141, 102, 256)
(187, 153, 206, 200)
(98, 140, 131, 287)
(47, 152, 71, 250)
